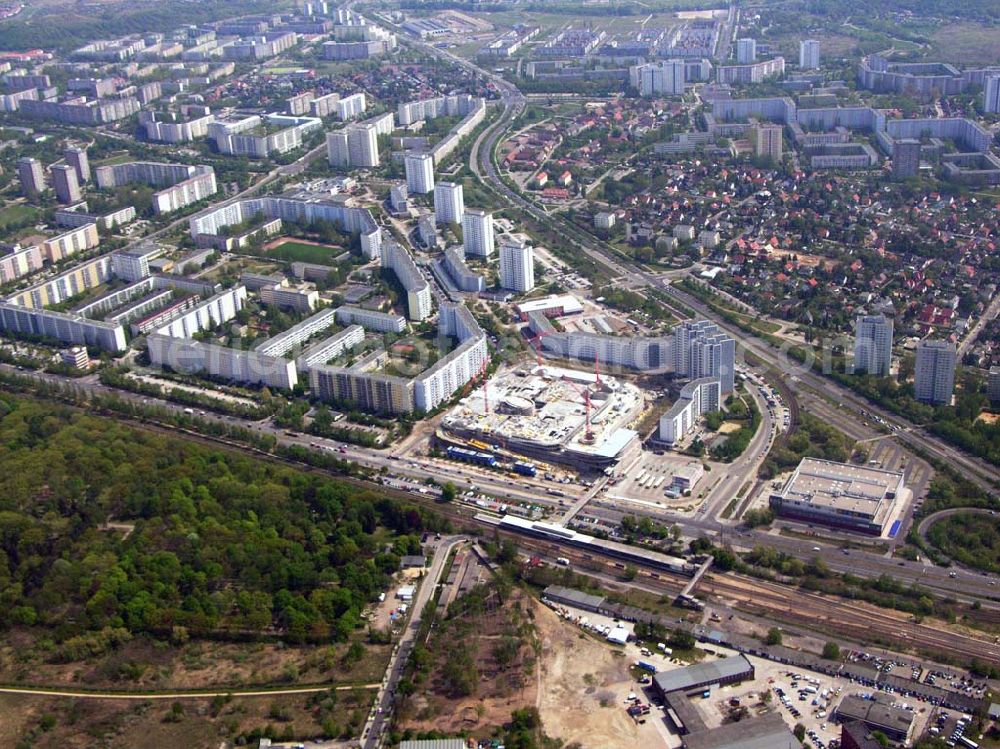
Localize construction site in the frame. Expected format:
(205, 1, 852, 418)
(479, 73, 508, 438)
(439, 363, 645, 472)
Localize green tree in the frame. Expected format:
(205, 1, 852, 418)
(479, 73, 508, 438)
(822, 641, 841, 660)
(441, 482, 457, 502)
(765, 627, 782, 646)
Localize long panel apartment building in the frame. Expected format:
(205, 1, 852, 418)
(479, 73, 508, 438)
(189, 192, 382, 260)
(397, 94, 483, 127)
(380, 240, 432, 321)
(208, 113, 321, 157)
(95, 161, 218, 215)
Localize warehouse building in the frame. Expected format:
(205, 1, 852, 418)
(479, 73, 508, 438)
(682, 712, 798, 749)
(542, 585, 606, 614)
(768, 457, 905, 535)
(652, 655, 755, 701)
(835, 695, 914, 743)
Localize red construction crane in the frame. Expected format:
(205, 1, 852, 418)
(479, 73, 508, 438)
(480, 358, 490, 413)
(560, 374, 595, 444)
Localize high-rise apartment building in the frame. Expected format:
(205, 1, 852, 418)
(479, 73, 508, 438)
(462, 208, 494, 257)
(914, 340, 956, 405)
(752, 123, 783, 161)
(64, 146, 90, 183)
(631, 59, 685, 96)
(50, 164, 82, 204)
(499, 238, 534, 293)
(327, 124, 380, 168)
(736, 38, 757, 64)
(18, 157, 46, 196)
(405, 152, 435, 194)
(673, 319, 735, 394)
(433, 181, 464, 226)
(983, 75, 1000, 114)
(892, 138, 922, 180)
(799, 39, 820, 70)
(853, 314, 894, 377)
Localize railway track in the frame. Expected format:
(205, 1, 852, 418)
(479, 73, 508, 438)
(700, 574, 1000, 666)
(49, 402, 1000, 668)
(496, 526, 1000, 667)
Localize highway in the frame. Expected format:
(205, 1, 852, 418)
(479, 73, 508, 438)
(6, 361, 999, 607)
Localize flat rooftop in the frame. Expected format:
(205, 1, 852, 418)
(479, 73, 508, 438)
(683, 712, 798, 749)
(772, 457, 904, 518)
(515, 294, 584, 316)
(836, 695, 914, 736)
(653, 654, 753, 695)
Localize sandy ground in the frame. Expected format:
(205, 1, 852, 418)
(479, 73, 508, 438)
(535, 602, 657, 749)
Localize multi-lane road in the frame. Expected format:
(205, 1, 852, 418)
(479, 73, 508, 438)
(435, 42, 1000, 497)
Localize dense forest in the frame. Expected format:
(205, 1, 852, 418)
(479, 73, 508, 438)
(0, 396, 441, 646)
(926, 512, 1000, 573)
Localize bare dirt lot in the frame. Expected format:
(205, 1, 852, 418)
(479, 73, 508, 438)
(535, 602, 657, 749)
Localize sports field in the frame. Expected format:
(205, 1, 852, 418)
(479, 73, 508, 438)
(266, 239, 346, 265)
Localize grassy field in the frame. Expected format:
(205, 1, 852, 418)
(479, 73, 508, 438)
(930, 23, 1000, 64)
(267, 240, 347, 265)
(0, 203, 39, 231)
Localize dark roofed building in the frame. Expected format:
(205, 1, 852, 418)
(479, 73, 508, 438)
(682, 712, 799, 749)
(836, 695, 914, 743)
(542, 585, 606, 613)
(653, 654, 755, 699)
(841, 721, 886, 749)
(400, 555, 427, 569)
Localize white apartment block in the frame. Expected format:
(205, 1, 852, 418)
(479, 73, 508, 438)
(311, 92, 341, 118)
(96, 161, 217, 214)
(381, 241, 432, 321)
(209, 113, 321, 158)
(335, 92, 367, 120)
(334, 305, 407, 333)
(499, 238, 534, 293)
(153, 169, 218, 214)
(405, 151, 435, 194)
(659, 376, 721, 444)
(259, 285, 319, 312)
(853, 314, 893, 377)
(433, 181, 464, 226)
(154, 286, 248, 339)
(914, 340, 956, 405)
(295, 325, 365, 372)
(254, 307, 339, 359)
(141, 111, 216, 143)
(327, 123, 380, 167)
(462, 208, 494, 257)
(413, 303, 488, 412)
(736, 38, 756, 64)
(189, 194, 382, 260)
(673, 319, 735, 393)
(799, 39, 820, 70)
(396, 94, 483, 127)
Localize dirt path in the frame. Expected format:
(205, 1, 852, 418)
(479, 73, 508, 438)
(0, 683, 378, 700)
(534, 603, 647, 749)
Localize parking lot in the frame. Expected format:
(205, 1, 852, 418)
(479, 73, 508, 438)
(605, 453, 710, 512)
